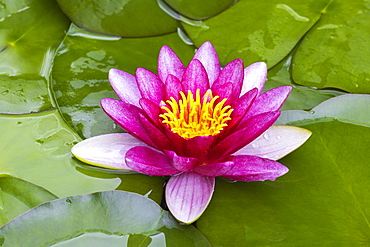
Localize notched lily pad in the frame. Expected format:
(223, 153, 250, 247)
(0, 0, 70, 113)
(183, 0, 370, 94)
(292, 0, 370, 93)
(182, 0, 323, 67)
(266, 54, 343, 111)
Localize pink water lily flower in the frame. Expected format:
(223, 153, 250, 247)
(72, 42, 311, 224)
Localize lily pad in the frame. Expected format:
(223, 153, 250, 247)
(266, 53, 343, 111)
(163, 0, 235, 20)
(276, 94, 370, 127)
(57, 0, 178, 37)
(183, 0, 370, 93)
(292, 0, 370, 93)
(0, 75, 52, 114)
(182, 0, 322, 67)
(0, 0, 70, 113)
(196, 95, 370, 245)
(0, 191, 211, 246)
(0, 0, 32, 17)
(52, 25, 195, 138)
(0, 110, 120, 197)
(0, 176, 57, 226)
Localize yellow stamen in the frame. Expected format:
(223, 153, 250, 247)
(159, 89, 234, 139)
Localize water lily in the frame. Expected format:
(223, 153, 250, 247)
(72, 42, 311, 224)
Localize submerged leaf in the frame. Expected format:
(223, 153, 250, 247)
(0, 176, 57, 226)
(0, 191, 211, 246)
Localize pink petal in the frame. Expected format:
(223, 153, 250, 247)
(211, 59, 244, 101)
(214, 82, 233, 104)
(164, 150, 200, 172)
(139, 98, 162, 126)
(72, 133, 145, 170)
(125, 146, 179, 176)
(208, 111, 281, 160)
(101, 98, 154, 146)
(165, 74, 182, 101)
(226, 88, 258, 132)
(194, 161, 234, 177)
(193, 41, 220, 85)
(165, 173, 215, 224)
(109, 69, 141, 107)
(244, 86, 292, 120)
(223, 155, 289, 181)
(181, 59, 210, 96)
(136, 68, 165, 105)
(234, 125, 312, 160)
(158, 45, 185, 82)
(184, 135, 215, 159)
(162, 127, 186, 157)
(240, 62, 268, 96)
(139, 113, 173, 151)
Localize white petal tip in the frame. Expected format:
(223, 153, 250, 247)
(165, 173, 215, 224)
(235, 125, 312, 160)
(108, 68, 125, 80)
(71, 133, 145, 171)
(253, 61, 267, 69)
(109, 68, 119, 73)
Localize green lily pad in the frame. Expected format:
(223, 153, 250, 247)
(0, 176, 57, 226)
(0, 0, 70, 113)
(266, 53, 343, 111)
(196, 95, 370, 245)
(182, 0, 322, 67)
(0, 0, 31, 17)
(115, 173, 165, 206)
(52, 25, 195, 138)
(76, 165, 166, 205)
(276, 94, 370, 127)
(0, 191, 211, 246)
(0, 110, 120, 198)
(292, 0, 370, 93)
(0, 75, 52, 114)
(56, 0, 178, 37)
(183, 0, 370, 93)
(163, 0, 235, 20)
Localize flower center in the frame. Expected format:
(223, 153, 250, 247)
(159, 89, 233, 139)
